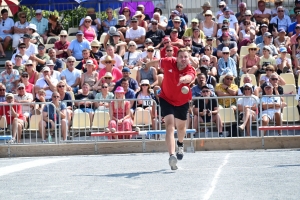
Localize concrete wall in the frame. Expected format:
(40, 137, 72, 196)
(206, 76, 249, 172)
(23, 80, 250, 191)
(1, 136, 300, 158)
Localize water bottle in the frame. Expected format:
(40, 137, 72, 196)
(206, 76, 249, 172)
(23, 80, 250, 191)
(48, 134, 52, 143)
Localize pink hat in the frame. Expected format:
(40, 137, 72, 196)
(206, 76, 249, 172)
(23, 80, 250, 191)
(115, 86, 125, 93)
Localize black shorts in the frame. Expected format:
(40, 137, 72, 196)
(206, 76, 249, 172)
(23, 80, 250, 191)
(160, 98, 189, 120)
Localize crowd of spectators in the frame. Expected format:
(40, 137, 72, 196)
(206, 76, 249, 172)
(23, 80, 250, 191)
(1, 0, 300, 142)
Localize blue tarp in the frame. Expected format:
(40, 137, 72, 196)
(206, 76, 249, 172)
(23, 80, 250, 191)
(20, 0, 77, 11)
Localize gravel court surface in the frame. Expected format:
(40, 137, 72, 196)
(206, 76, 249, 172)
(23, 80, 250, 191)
(0, 150, 300, 200)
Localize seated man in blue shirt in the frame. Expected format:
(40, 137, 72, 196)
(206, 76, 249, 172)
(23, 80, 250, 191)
(67, 31, 91, 61)
(113, 67, 139, 92)
(192, 73, 215, 97)
(166, 10, 187, 31)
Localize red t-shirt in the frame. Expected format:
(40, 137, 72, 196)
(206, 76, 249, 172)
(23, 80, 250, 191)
(25, 83, 34, 94)
(0, 103, 25, 125)
(160, 46, 179, 58)
(54, 41, 70, 58)
(159, 57, 195, 106)
(98, 68, 122, 83)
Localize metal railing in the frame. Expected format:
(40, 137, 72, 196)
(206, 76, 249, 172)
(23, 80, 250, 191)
(1, 94, 299, 145)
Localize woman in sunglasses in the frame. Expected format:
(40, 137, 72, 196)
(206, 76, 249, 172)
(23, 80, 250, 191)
(93, 72, 115, 92)
(259, 65, 285, 86)
(56, 80, 72, 123)
(95, 82, 114, 111)
(121, 7, 131, 26)
(80, 16, 96, 42)
(20, 71, 34, 95)
(238, 20, 256, 43)
(26, 24, 40, 45)
(203, 45, 217, 76)
(237, 83, 259, 136)
(12, 11, 29, 50)
(132, 79, 158, 129)
(124, 41, 140, 69)
(241, 43, 260, 75)
(79, 60, 98, 94)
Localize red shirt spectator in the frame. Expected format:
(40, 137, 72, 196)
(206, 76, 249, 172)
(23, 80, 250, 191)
(159, 57, 195, 106)
(54, 37, 70, 59)
(0, 102, 25, 125)
(160, 46, 179, 58)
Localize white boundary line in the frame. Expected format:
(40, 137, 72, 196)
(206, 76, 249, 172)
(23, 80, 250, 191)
(0, 158, 69, 177)
(203, 153, 230, 200)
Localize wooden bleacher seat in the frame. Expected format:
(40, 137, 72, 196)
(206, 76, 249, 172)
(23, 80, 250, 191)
(282, 107, 300, 123)
(282, 84, 296, 94)
(91, 111, 110, 129)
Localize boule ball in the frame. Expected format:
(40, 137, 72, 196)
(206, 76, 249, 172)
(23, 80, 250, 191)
(181, 86, 189, 94)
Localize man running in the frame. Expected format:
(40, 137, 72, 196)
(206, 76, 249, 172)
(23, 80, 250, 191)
(142, 48, 195, 170)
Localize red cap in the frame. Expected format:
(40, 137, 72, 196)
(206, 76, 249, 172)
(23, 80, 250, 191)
(222, 32, 230, 37)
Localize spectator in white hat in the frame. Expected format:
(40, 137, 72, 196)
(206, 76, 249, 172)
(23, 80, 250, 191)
(80, 16, 97, 42)
(12, 11, 29, 50)
(26, 24, 41, 45)
(79, 8, 101, 35)
(217, 47, 237, 77)
(29, 9, 49, 43)
(54, 30, 70, 60)
(215, 1, 234, 20)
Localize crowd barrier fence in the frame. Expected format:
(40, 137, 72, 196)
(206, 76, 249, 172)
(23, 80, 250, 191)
(0, 94, 299, 146)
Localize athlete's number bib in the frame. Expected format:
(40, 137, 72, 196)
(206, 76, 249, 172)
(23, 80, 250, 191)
(143, 100, 153, 106)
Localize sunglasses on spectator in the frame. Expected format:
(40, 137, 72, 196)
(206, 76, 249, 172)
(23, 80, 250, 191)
(131, 21, 137, 23)
(244, 23, 250, 25)
(26, 64, 33, 67)
(21, 16, 26, 18)
(206, 39, 213, 41)
(35, 13, 41, 15)
(244, 88, 251, 91)
(92, 46, 99, 48)
(176, 5, 183, 8)
(147, 50, 154, 52)
(38, 47, 45, 50)
(0, 89, 5, 91)
(267, 36, 272, 38)
(60, 35, 67, 38)
(29, 28, 34, 31)
(141, 84, 149, 86)
(296, 27, 300, 29)
(202, 90, 209, 93)
(6, 64, 12, 66)
(57, 85, 65, 88)
(123, 10, 129, 13)
(174, 21, 181, 24)
(104, 77, 112, 79)
(271, 78, 278, 81)
(136, 16, 142, 18)
(249, 48, 257, 51)
(129, 45, 135, 47)
(202, 60, 209, 62)
(166, 49, 173, 52)
(278, 10, 284, 12)
(18, 87, 24, 90)
(105, 61, 112, 64)
(219, 5, 224, 8)
(204, 49, 210, 51)
(145, 42, 152, 45)
(19, 46, 26, 49)
(68, 61, 75, 63)
(266, 69, 273, 71)
(52, 96, 60, 98)
(101, 86, 107, 89)
(184, 40, 191, 42)
(226, 78, 233, 80)
(223, 52, 229, 55)
(85, 21, 91, 23)
(152, 23, 158, 25)
(22, 75, 28, 78)
(205, 15, 212, 17)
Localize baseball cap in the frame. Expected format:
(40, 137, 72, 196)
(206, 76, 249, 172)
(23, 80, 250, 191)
(17, 83, 25, 89)
(42, 66, 50, 72)
(173, 16, 181, 22)
(223, 19, 229, 23)
(206, 36, 213, 40)
(171, 28, 178, 32)
(22, 71, 29, 76)
(131, 17, 138, 21)
(278, 28, 286, 32)
(22, 34, 31, 39)
(171, 10, 180, 15)
(5, 93, 14, 98)
(265, 82, 274, 88)
(201, 85, 211, 90)
(145, 38, 153, 44)
(35, 9, 42, 14)
(263, 32, 272, 37)
(223, 7, 230, 12)
(201, 55, 210, 62)
(76, 31, 84, 35)
(118, 15, 126, 21)
(122, 67, 131, 73)
(46, 60, 54, 66)
(243, 83, 252, 88)
(151, 19, 158, 23)
(86, 60, 94, 65)
(263, 45, 272, 52)
(191, 18, 199, 23)
(222, 25, 229, 30)
(279, 47, 287, 53)
(15, 53, 23, 58)
(200, 65, 208, 70)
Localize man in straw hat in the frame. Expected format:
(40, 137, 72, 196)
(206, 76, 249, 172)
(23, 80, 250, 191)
(195, 2, 211, 22)
(99, 44, 124, 70)
(142, 48, 196, 170)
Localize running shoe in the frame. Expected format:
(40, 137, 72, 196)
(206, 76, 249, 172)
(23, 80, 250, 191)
(176, 143, 184, 160)
(169, 155, 178, 170)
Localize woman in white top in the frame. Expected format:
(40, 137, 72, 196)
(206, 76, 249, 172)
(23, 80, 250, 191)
(124, 41, 140, 69)
(95, 82, 114, 111)
(199, 10, 217, 37)
(13, 12, 29, 50)
(238, 20, 256, 43)
(259, 65, 285, 86)
(237, 83, 259, 136)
